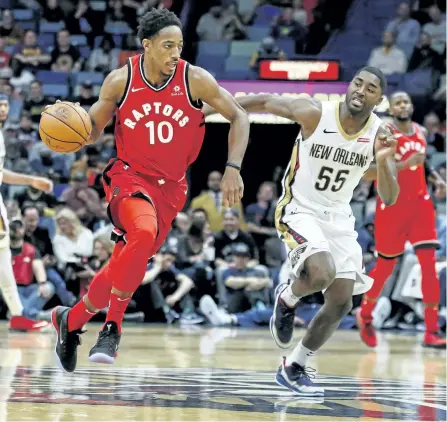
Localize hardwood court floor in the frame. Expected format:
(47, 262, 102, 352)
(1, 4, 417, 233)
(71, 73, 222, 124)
(0, 324, 445, 421)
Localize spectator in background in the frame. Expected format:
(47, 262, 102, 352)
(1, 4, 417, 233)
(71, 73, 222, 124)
(118, 33, 142, 67)
(165, 212, 190, 249)
(42, 0, 65, 23)
(11, 30, 51, 74)
(386, 2, 421, 58)
(291, 0, 308, 28)
(51, 29, 83, 72)
(357, 213, 376, 273)
(0, 10, 23, 46)
(72, 81, 97, 111)
(196, 6, 228, 41)
(424, 112, 445, 152)
(271, 7, 307, 52)
(221, 243, 270, 313)
(9, 219, 55, 319)
(17, 112, 38, 150)
(0, 37, 10, 68)
(60, 172, 106, 228)
(5, 199, 21, 221)
(190, 170, 246, 233)
(28, 142, 73, 182)
(14, 180, 58, 216)
(87, 34, 119, 73)
(214, 209, 258, 269)
(250, 37, 286, 70)
(422, 5, 446, 55)
(222, 2, 247, 40)
(408, 32, 443, 73)
(53, 207, 94, 267)
(1, 82, 22, 122)
(23, 81, 53, 124)
(367, 31, 407, 75)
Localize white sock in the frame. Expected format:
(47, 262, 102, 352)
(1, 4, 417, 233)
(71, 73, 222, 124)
(0, 248, 23, 317)
(280, 285, 300, 307)
(286, 340, 316, 367)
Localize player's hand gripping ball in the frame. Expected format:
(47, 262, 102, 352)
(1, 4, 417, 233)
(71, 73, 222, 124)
(39, 101, 92, 153)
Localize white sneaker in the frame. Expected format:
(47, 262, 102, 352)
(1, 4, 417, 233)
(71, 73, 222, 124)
(372, 297, 392, 329)
(199, 295, 232, 326)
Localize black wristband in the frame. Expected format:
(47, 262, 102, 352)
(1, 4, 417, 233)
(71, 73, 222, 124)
(226, 162, 241, 171)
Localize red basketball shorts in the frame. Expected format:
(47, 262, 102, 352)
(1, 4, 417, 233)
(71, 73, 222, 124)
(374, 195, 439, 257)
(102, 158, 187, 257)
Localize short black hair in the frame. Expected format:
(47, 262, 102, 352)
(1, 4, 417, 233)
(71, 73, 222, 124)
(354, 66, 387, 93)
(137, 8, 182, 42)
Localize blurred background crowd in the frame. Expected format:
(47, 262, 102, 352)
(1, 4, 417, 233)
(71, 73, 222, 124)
(0, 0, 445, 333)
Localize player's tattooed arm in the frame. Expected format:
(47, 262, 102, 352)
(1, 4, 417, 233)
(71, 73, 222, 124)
(373, 124, 400, 206)
(86, 66, 127, 144)
(189, 65, 249, 207)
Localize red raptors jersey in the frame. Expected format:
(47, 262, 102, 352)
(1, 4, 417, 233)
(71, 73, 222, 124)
(12, 242, 36, 286)
(377, 122, 428, 207)
(114, 56, 205, 182)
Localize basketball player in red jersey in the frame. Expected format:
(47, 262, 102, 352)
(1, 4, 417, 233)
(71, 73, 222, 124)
(357, 91, 446, 349)
(50, 9, 249, 372)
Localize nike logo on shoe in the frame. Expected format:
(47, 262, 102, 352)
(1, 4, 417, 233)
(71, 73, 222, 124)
(323, 129, 337, 134)
(131, 87, 145, 92)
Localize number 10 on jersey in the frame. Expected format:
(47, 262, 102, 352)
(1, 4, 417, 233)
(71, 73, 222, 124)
(145, 121, 174, 144)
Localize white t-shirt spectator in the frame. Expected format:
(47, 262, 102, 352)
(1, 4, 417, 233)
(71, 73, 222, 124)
(367, 45, 407, 75)
(423, 19, 446, 55)
(53, 227, 94, 265)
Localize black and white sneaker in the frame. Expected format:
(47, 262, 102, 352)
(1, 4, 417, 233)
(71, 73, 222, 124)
(88, 321, 121, 364)
(51, 306, 84, 373)
(270, 284, 297, 349)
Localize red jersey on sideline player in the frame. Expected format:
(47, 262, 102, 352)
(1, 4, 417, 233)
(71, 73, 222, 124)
(358, 91, 446, 349)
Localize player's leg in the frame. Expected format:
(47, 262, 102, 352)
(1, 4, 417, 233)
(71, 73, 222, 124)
(88, 196, 158, 364)
(276, 277, 353, 396)
(271, 213, 336, 349)
(51, 241, 124, 373)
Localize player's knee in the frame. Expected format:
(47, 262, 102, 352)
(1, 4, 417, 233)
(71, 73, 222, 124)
(328, 296, 353, 319)
(307, 255, 336, 291)
(128, 215, 157, 245)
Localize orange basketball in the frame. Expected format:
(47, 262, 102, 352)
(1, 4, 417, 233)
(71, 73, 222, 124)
(39, 102, 92, 153)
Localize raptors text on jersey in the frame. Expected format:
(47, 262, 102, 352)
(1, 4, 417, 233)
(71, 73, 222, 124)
(115, 55, 205, 182)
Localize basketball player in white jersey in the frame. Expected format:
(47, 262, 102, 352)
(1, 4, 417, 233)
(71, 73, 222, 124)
(203, 66, 400, 396)
(0, 94, 53, 332)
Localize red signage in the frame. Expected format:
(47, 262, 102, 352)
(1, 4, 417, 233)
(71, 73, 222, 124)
(259, 60, 340, 81)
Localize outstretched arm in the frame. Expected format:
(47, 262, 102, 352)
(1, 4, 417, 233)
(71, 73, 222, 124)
(373, 124, 400, 206)
(2, 170, 53, 193)
(189, 65, 250, 207)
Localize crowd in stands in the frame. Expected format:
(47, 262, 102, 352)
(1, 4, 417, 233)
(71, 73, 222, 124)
(0, 0, 445, 333)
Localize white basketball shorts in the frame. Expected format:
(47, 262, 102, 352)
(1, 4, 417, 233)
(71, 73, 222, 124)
(0, 195, 9, 249)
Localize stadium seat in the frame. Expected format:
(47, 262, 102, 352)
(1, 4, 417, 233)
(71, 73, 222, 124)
(221, 69, 256, 80)
(253, 4, 282, 25)
(40, 21, 65, 33)
(90, 0, 106, 11)
(0, 0, 12, 8)
(197, 41, 229, 57)
(400, 69, 434, 96)
(39, 33, 55, 47)
(276, 39, 295, 56)
(36, 70, 69, 84)
(225, 55, 251, 72)
(247, 26, 270, 41)
(79, 46, 92, 59)
(71, 34, 88, 46)
(196, 54, 225, 75)
(105, 21, 132, 35)
(13, 9, 33, 20)
(42, 84, 69, 98)
(230, 41, 259, 57)
(72, 71, 104, 86)
(17, 20, 36, 31)
(53, 184, 68, 199)
(94, 35, 123, 49)
(73, 85, 100, 97)
(80, 18, 92, 33)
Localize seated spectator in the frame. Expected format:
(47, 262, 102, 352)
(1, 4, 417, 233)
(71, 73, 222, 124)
(271, 7, 307, 52)
(17, 112, 38, 150)
(221, 243, 271, 313)
(11, 30, 51, 75)
(72, 81, 97, 111)
(60, 172, 106, 228)
(42, 0, 65, 22)
(214, 209, 258, 269)
(1, 82, 22, 122)
(357, 213, 376, 273)
(22, 206, 75, 306)
(87, 34, 119, 73)
(367, 31, 407, 75)
(4, 199, 21, 221)
(197, 6, 228, 41)
(139, 248, 202, 324)
(14, 180, 58, 217)
(245, 181, 277, 252)
(165, 212, 190, 249)
(222, 2, 247, 40)
(386, 2, 421, 58)
(190, 170, 246, 233)
(190, 208, 208, 225)
(29, 143, 73, 182)
(423, 112, 445, 152)
(0, 10, 23, 46)
(9, 219, 55, 319)
(51, 29, 83, 72)
(250, 37, 286, 70)
(422, 5, 446, 55)
(408, 32, 444, 73)
(0, 37, 11, 69)
(53, 207, 94, 267)
(23, 81, 55, 125)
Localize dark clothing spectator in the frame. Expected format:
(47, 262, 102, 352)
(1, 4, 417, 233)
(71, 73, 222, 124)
(50, 30, 83, 72)
(407, 32, 444, 72)
(14, 187, 59, 216)
(214, 230, 258, 264)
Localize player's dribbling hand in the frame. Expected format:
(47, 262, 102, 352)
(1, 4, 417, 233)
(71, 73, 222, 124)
(221, 166, 244, 208)
(405, 152, 425, 169)
(376, 133, 397, 162)
(43, 99, 81, 112)
(31, 176, 53, 193)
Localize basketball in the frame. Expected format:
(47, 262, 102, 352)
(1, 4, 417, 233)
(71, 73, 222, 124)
(39, 102, 92, 153)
